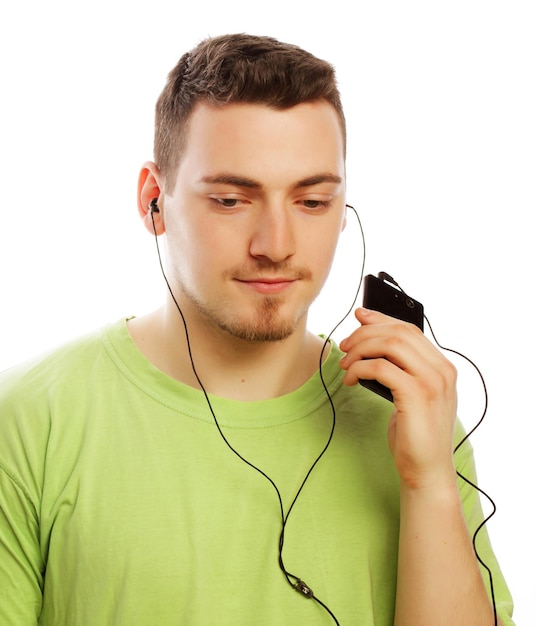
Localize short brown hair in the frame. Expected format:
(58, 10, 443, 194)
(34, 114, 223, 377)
(154, 33, 346, 189)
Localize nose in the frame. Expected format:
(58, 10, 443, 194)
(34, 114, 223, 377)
(249, 204, 296, 263)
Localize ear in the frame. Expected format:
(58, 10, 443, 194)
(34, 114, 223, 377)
(341, 204, 348, 232)
(138, 162, 166, 235)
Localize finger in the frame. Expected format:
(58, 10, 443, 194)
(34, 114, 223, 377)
(340, 307, 422, 353)
(340, 322, 432, 373)
(340, 325, 457, 403)
(340, 308, 384, 352)
(354, 306, 392, 325)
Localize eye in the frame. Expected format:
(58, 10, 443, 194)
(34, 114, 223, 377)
(217, 198, 240, 208)
(300, 198, 332, 211)
(209, 196, 247, 210)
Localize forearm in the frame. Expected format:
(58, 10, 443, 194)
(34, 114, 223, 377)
(339, 309, 508, 623)
(394, 479, 501, 626)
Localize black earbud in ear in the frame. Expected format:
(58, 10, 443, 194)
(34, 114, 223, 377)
(149, 198, 160, 213)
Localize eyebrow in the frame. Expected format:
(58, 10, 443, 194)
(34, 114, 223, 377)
(199, 173, 343, 190)
(294, 174, 343, 188)
(199, 174, 261, 189)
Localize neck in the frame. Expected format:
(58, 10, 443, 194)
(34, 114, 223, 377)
(127, 302, 328, 401)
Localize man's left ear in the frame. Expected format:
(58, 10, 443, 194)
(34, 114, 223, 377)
(138, 162, 165, 235)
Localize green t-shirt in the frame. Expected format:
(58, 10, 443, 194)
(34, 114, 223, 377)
(0, 319, 514, 625)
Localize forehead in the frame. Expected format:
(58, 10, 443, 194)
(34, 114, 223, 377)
(177, 101, 346, 186)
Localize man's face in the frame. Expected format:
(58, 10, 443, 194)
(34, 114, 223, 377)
(161, 100, 346, 343)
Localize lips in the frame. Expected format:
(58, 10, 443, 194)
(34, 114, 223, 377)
(235, 277, 296, 294)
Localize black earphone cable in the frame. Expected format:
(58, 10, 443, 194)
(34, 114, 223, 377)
(150, 204, 498, 624)
(150, 204, 365, 624)
(424, 315, 498, 626)
(383, 273, 498, 626)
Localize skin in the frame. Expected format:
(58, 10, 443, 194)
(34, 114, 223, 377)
(130, 100, 502, 624)
(341, 309, 502, 625)
(131, 100, 347, 400)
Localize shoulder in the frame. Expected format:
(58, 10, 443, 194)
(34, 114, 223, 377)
(0, 319, 132, 416)
(0, 319, 128, 492)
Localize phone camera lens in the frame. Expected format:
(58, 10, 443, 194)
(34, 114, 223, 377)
(406, 298, 415, 309)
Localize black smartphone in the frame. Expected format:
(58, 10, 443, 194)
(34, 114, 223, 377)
(359, 273, 424, 402)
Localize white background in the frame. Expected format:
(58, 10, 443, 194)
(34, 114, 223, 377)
(1, 1, 534, 622)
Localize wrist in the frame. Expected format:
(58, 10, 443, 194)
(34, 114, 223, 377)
(398, 467, 459, 496)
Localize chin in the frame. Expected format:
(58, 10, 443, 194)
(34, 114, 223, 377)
(218, 310, 298, 343)
(218, 308, 302, 344)
(224, 324, 296, 344)
(191, 288, 309, 343)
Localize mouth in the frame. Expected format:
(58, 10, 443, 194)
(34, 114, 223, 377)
(235, 277, 297, 295)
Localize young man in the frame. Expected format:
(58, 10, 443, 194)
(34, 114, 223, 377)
(0, 34, 514, 625)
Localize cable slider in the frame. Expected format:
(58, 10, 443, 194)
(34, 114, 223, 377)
(294, 580, 314, 598)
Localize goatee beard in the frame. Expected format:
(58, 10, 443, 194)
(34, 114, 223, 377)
(177, 259, 313, 343)
(189, 292, 299, 343)
(218, 295, 296, 343)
